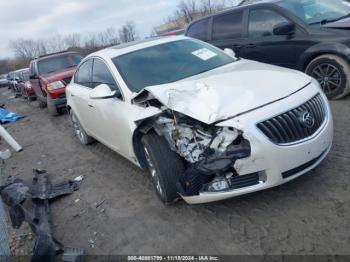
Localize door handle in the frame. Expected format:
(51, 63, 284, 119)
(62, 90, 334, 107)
(246, 43, 256, 48)
(232, 44, 242, 48)
(88, 102, 94, 108)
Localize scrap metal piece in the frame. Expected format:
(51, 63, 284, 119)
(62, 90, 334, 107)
(0, 169, 83, 262)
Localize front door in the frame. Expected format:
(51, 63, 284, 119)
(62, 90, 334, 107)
(240, 8, 309, 69)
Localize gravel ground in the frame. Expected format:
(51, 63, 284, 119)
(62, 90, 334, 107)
(0, 87, 349, 256)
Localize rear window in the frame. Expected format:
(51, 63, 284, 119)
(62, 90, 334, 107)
(38, 53, 82, 75)
(186, 19, 209, 41)
(212, 11, 243, 40)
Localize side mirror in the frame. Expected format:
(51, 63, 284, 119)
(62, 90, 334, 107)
(273, 22, 295, 36)
(224, 48, 236, 58)
(90, 84, 118, 99)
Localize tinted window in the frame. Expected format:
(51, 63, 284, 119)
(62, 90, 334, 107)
(75, 59, 93, 87)
(187, 19, 209, 41)
(113, 39, 235, 92)
(248, 9, 288, 38)
(38, 53, 82, 75)
(212, 12, 243, 40)
(92, 59, 117, 90)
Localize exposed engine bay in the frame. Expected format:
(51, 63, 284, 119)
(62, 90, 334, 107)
(149, 111, 252, 196)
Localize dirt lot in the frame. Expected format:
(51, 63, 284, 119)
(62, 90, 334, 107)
(1, 87, 349, 256)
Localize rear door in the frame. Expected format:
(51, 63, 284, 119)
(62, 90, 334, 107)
(240, 7, 309, 68)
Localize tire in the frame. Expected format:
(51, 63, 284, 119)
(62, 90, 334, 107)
(38, 100, 47, 108)
(306, 54, 350, 100)
(70, 111, 94, 145)
(28, 96, 36, 102)
(47, 95, 59, 116)
(141, 132, 185, 204)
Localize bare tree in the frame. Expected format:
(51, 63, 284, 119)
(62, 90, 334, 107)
(10, 39, 46, 60)
(97, 28, 119, 46)
(175, 0, 198, 24)
(45, 35, 66, 53)
(64, 33, 81, 48)
(119, 21, 138, 43)
(200, 0, 227, 16)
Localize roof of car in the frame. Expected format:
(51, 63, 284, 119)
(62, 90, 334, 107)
(34, 51, 78, 61)
(239, 0, 279, 6)
(88, 36, 191, 59)
(186, 0, 281, 28)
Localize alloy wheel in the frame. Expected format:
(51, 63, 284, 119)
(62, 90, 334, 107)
(71, 113, 85, 144)
(311, 63, 342, 94)
(143, 146, 164, 197)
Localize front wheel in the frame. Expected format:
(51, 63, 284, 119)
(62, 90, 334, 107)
(47, 96, 59, 116)
(306, 54, 350, 100)
(141, 132, 185, 204)
(70, 111, 94, 145)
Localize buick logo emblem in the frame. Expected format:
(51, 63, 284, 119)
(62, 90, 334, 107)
(300, 111, 315, 129)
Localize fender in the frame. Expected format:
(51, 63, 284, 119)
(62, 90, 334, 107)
(298, 42, 350, 71)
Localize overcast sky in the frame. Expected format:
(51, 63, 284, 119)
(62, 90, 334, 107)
(0, 0, 186, 59)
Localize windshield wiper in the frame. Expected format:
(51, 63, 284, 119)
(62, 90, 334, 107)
(332, 13, 350, 22)
(310, 13, 350, 26)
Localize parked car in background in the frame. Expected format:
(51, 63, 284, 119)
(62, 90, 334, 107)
(185, 0, 350, 99)
(29, 51, 82, 116)
(7, 71, 16, 90)
(16, 69, 36, 101)
(67, 36, 333, 204)
(0, 74, 8, 88)
(7, 69, 28, 96)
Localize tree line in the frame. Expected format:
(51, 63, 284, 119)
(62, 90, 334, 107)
(1, 0, 231, 74)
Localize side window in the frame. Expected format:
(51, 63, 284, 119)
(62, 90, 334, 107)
(212, 11, 243, 40)
(75, 59, 93, 87)
(186, 19, 209, 41)
(248, 9, 289, 38)
(92, 59, 118, 90)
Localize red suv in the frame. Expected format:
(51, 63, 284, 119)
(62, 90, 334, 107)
(29, 51, 82, 116)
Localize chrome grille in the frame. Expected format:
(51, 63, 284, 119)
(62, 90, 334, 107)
(257, 94, 327, 145)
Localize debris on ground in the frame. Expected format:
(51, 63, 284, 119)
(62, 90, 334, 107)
(0, 169, 84, 262)
(74, 175, 84, 182)
(0, 107, 23, 124)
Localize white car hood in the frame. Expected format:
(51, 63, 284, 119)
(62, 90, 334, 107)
(132, 60, 312, 125)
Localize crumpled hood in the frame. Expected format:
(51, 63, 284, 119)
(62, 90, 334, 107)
(133, 60, 312, 124)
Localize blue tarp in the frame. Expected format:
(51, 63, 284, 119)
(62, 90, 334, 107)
(0, 107, 23, 123)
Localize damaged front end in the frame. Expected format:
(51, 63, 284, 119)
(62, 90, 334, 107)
(150, 111, 252, 198)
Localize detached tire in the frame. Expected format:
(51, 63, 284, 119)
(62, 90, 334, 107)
(306, 54, 350, 100)
(141, 132, 185, 204)
(47, 95, 59, 116)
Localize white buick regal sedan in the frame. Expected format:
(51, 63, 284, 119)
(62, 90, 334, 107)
(66, 36, 333, 204)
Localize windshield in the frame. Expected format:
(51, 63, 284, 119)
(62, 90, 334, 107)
(278, 0, 350, 25)
(112, 39, 235, 92)
(38, 53, 82, 75)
